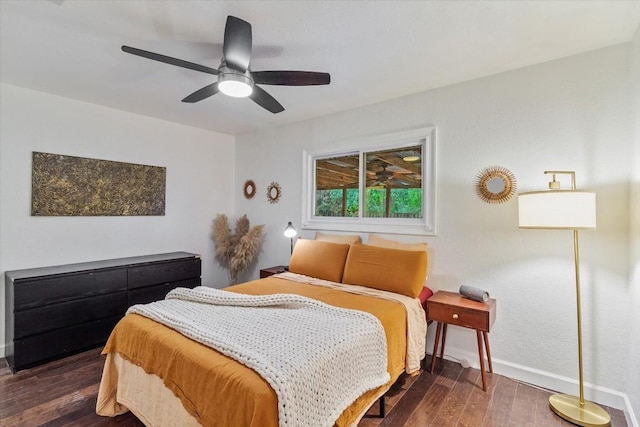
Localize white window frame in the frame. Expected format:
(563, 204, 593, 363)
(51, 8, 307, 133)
(302, 126, 437, 236)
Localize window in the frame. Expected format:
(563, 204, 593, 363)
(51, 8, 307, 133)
(363, 145, 423, 218)
(315, 154, 359, 217)
(302, 127, 436, 235)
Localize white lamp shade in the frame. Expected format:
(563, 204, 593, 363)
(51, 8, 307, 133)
(284, 222, 297, 238)
(518, 190, 596, 229)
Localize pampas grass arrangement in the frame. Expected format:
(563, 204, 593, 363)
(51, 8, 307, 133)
(211, 214, 265, 285)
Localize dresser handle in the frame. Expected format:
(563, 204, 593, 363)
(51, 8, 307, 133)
(452, 313, 459, 320)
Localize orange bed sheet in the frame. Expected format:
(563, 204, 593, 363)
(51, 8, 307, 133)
(97, 277, 409, 426)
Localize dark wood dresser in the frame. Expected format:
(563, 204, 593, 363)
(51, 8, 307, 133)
(4, 252, 201, 373)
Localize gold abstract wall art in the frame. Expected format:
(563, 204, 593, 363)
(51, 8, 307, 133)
(31, 152, 166, 216)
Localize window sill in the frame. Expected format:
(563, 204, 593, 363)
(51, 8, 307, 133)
(302, 218, 436, 236)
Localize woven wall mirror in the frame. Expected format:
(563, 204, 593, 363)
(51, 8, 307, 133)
(243, 180, 256, 199)
(475, 166, 517, 204)
(266, 182, 281, 204)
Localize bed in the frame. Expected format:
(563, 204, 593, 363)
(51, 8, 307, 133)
(96, 237, 430, 427)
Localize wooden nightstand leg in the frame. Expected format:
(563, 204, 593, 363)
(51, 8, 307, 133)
(476, 330, 487, 391)
(483, 331, 493, 373)
(440, 323, 448, 362)
(430, 322, 443, 373)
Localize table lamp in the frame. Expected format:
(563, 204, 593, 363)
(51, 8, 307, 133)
(284, 221, 297, 255)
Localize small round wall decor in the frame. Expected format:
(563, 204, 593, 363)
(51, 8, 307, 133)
(474, 166, 517, 204)
(243, 180, 256, 199)
(266, 182, 282, 204)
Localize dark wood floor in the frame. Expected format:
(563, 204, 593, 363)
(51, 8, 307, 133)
(0, 348, 628, 427)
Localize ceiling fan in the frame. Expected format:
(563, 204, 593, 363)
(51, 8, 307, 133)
(367, 163, 396, 188)
(121, 15, 331, 114)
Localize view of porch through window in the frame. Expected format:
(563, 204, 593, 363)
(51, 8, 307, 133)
(314, 145, 423, 218)
(315, 154, 360, 217)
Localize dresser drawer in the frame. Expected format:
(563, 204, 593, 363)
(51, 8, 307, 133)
(15, 291, 128, 339)
(128, 258, 201, 289)
(13, 314, 122, 370)
(429, 303, 490, 331)
(13, 269, 127, 310)
(128, 278, 200, 306)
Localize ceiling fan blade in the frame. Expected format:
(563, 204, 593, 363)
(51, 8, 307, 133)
(252, 71, 331, 86)
(182, 83, 219, 103)
(122, 45, 219, 76)
(223, 16, 252, 72)
(249, 85, 284, 114)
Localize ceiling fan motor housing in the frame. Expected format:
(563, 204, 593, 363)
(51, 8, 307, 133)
(218, 64, 254, 97)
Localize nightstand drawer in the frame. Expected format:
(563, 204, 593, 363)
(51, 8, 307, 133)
(429, 303, 489, 331)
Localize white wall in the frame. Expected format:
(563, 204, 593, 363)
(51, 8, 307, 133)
(235, 43, 637, 419)
(627, 24, 640, 426)
(0, 83, 236, 356)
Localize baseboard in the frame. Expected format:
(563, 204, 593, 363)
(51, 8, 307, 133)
(0, 343, 5, 359)
(427, 346, 638, 427)
(625, 396, 639, 427)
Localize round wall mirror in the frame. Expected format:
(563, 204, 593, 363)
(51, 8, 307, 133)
(243, 180, 256, 199)
(486, 177, 505, 194)
(266, 182, 281, 204)
(475, 166, 517, 204)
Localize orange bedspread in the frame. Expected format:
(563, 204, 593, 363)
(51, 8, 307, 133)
(98, 277, 409, 426)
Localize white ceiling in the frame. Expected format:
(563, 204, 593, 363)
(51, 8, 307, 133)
(1, 1, 639, 135)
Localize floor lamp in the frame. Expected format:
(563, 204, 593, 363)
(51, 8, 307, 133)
(518, 171, 609, 427)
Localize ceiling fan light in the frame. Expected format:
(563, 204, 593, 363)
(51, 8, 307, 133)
(219, 80, 253, 98)
(403, 155, 420, 162)
(218, 73, 253, 97)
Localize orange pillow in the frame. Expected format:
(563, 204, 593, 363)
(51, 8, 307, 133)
(367, 234, 427, 252)
(342, 244, 427, 298)
(289, 239, 351, 283)
(315, 231, 362, 244)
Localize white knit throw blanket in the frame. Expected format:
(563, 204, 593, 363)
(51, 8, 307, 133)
(274, 272, 427, 374)
(127, 286, 390, 427)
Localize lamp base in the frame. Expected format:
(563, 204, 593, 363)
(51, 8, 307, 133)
(549, 394, 611, 427)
